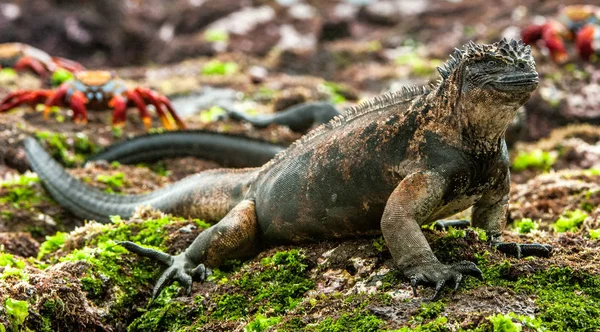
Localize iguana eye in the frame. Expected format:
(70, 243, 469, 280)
(487, 60, 496, 66)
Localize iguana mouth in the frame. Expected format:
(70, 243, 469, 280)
(493, 73, 539, 91)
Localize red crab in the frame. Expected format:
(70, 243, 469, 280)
(0, 43, 84, 77)
(0, 70, 186, 130)
(522, 5, 600, 62)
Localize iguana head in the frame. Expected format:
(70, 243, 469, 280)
(437, 39, 538, 143)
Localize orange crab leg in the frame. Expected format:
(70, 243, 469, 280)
(42, 83, 69, 120)
(109, 95, 127, 127)
(135, 87, 186, 129)
(69, 91, 88, 124)
(14, 56, 49, 77)
(156, 94, 186, 129)
(132, 88, 174, 130)
(125, 90, 153, 130)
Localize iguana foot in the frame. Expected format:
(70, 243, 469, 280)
(404, 261, 483, 300)
(494, 242, 552, 259)
(117, 241, 210, 300)
(434, 219, 471, 230)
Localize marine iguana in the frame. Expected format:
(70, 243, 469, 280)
(24, 39, 550, 299)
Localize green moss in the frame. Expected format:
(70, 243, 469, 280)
(553, 209, 588, 232)
(127, 283, 193, 332)
(589, 229, 600, 240)
(512, 149, 556, 172)
(0, 173, 43, 208)
(1, 267, 28, 281)
(513, 218, 539, 234)
(201, 60, 239, 76)
(373, 236, 386, 252)
(37, 232, 68, 259)
(4, 298, 29, 330)
(212, 250, 314, 321)
(212, 294, 249, 320)
(50, 216, 186, 322)
(488, 313, 522, 332)
(478, 258, 600, 331)
(311, 310, 383, 331)
(34, 132, 96, 167)
(96, 172, 126, 193)
(412, 301, 445, 323)
(0, 253, 25, 269)
(395, 316, 449, 331)
(445, 226, 466, 239)
(80, 275, 105, 299)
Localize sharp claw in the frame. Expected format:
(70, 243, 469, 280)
(191, 264, 208, 281)
(431, 280, 446, 301)
(410, 276, 419, 297)
(152, 268, 176, 300)
(453, 274, 463, 292)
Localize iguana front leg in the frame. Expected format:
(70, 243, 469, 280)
(119, 199, 260, 299)
(472, 184, 552, 258)
(381, 171, 483, 300)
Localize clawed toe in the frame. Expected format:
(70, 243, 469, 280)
(406, 260, 481, 300)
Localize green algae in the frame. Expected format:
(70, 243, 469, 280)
(476, 259, 600, 331)
(553, 209, 588, 232)
(4, 298, 28, 330)
(96, 172, 126, 193)
(37, 232, 68, 259)
(245, 314, 282, 332)
(213, 249, 314, 320)
(412, 301, 445, 324)
(513, 218, 539, 234)
(512, 149, 556, 172)
(127, 283, 194, 332)
(0, 173, 43, 209)
(310, 310, 383, 332)
(35, 131, 97, 167)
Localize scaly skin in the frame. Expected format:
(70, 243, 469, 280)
(87, 130, 285, 168)
(25, 39, 551, 300)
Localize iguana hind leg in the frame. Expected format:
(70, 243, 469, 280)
(119, 199, 260, 299)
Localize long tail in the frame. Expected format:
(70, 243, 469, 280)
(25, 138, 257, 223)
(87, 130, 286, 168)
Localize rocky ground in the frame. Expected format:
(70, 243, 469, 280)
(1, 0, 600, 331)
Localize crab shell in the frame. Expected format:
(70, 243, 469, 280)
(65, 70, 128, 110)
